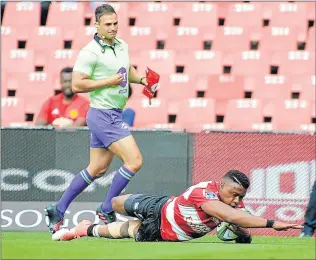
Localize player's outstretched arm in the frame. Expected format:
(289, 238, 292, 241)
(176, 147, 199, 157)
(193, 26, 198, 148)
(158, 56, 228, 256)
(72, 72, 124, 93)
(201, 201, 302, 231)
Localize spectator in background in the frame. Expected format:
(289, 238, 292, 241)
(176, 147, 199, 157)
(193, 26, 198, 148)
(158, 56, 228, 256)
(122, 84, 136, 127)
(36, 67, 89, 128)
(299, 181, 316, 237)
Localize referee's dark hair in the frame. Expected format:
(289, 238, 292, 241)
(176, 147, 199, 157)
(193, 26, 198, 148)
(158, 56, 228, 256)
(223, 170, 250, 189)
(95, 4, 116, 23)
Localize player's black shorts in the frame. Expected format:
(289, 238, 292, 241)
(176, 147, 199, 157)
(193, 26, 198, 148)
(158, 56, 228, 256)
(124, 194, 169, 242)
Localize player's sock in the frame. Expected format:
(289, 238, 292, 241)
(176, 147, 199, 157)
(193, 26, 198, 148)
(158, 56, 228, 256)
(56, 169, 94, 217)
(87, 224, 100, 237)
(101, 165, 135, 213)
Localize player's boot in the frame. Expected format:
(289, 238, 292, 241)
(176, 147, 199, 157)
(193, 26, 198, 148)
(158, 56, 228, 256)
(60, 220, 92, 241)
(45, 204, 64, 233)
(96, 207, 116, 224)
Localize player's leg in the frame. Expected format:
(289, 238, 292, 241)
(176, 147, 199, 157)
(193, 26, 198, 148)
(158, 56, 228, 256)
(99, 135, 143, 215)
(46, 146, 114, 233)
(56, 219, 141, 241)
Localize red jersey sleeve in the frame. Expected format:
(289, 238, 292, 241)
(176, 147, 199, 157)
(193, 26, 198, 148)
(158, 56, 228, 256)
(37, 99, 51, 122)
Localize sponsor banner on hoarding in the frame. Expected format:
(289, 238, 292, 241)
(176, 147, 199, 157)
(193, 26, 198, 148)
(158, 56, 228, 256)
(1, 202, 134, 232)
(193, 133, 316, 236)
(1, 129, 190, 201)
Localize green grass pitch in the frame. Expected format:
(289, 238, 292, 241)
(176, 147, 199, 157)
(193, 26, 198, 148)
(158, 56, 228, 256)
(2, 232, 315, 259)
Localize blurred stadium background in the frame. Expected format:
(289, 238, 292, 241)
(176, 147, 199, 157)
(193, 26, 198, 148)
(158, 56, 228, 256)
(1, 0, 315, 247)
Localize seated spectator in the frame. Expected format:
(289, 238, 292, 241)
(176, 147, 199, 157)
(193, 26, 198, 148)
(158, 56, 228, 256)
(122, 84, 136, 127)
(36, 67, 89, 128)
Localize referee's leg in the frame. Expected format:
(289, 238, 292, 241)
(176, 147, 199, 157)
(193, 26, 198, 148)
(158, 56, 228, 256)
(99, 135, 143, 215)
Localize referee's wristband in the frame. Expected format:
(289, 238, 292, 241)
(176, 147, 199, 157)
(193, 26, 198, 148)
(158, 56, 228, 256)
(140, 77, 146, 85)
(266, 219, 275, 228)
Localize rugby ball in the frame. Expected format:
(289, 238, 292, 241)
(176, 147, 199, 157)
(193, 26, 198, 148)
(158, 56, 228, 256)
(216, 208, 252, 242)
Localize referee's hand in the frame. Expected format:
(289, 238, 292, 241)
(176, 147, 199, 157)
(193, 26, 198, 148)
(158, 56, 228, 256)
(108, 73, 124, 86)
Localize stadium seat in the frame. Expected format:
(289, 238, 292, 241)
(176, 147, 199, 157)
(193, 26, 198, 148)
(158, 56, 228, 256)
(176, 51, 223, 75)
(164, 27, 213, 51)
(46, 2, 85, 30)
(260, 27, 299, 52)
(126, 98, 169, 128)
(265, 99, 314, 131)
(7, 72, 54, 101)
(266, 2, 307, 28)
(212, 27, 250, 52)
(27, 27, 64, 52)
(276, 51, 315, 76)
(224, 99, 264, 131)
(174, 2, 217, 31)
(174, 98, 216, 132)
(230, 51, 271, 76)
(157, 74, 196, 101)
(124, 27, 158, 52)
(291, 75, 316, 102)
(131, 50, 175, 75)
(225, 3, 262, 31)
(205, 75, 245, 100)
(252, 75, 292, 100)
(1, 97, 25, 127)
(2, 2, 41, 30)
(127, 2, 175, 29)
(71, 26, 96, 50)
(2, 49, 35, 73)
(45, 49, 79, 76)
(306, 27, 315, 52)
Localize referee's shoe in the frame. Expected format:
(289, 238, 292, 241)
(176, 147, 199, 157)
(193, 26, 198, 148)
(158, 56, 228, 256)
(96, 206, 116, 224)
(45, 204, 64, 233)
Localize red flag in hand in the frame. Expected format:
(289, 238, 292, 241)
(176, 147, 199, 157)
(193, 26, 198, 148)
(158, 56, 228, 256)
(142, 67, 160, 99)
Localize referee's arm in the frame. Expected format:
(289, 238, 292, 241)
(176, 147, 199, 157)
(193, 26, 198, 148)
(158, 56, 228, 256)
(129, 66, 147, 86)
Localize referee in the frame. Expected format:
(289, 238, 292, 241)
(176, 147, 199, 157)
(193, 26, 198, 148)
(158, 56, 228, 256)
(45, 4, 149, 233)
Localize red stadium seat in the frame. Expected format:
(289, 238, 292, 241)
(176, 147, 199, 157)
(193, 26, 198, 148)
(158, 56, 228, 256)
(174, 2, 217, 31)
(224, 99, 264, 131)
(291, 75, 316, 102)
(265, 99, 314, 131)
(175, 51, 222, 75)
(7, 72, 54, 101)
(175, 98, 216, 132)
(265, 2, 307, 28)
(252, 75, 292, 100)
(131, 50, 175, 75)
(1, 97, 25, 126)
(127, 2, 175, 29)
(27, 27, 64, 52)
(276, 51, 315, 76)
(306, 27, 315, 52)
(46, 2, 85, 30)
(212, 27, 250, 52)
(71, 26, 96, 50)
(230, 51, 271, 76)
(157, 74, 196, 101)
(2, 2, 41, 30)
(205, 75, 245, 100)
(260, 27, 299, 52)
(2, 49, 35, 73)
(225, 3, 262, 31)
(164, 27, 213, 51)
(126, 98, 169, 128)
(124, 27, 158, 52)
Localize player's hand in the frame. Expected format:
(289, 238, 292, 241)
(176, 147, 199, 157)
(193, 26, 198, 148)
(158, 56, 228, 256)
(108, 73, 124, 86)
(272, 221, 303, 231)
